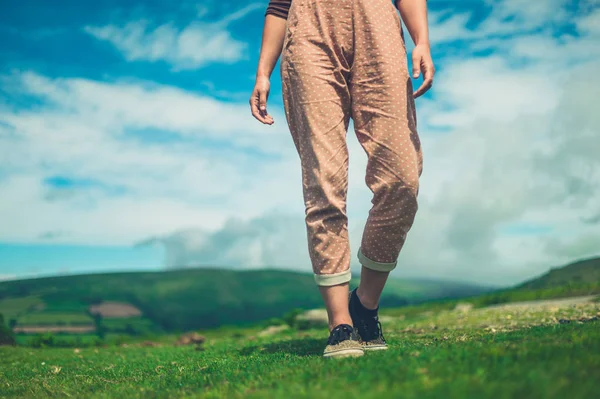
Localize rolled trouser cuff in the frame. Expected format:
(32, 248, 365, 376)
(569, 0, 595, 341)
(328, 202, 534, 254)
(314, 269, 352, 286)
(357, 247, 397, 272)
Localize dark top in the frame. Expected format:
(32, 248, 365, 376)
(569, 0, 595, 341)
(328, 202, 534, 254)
(265, 0, 292, 19)
(265, 0, 407, 20)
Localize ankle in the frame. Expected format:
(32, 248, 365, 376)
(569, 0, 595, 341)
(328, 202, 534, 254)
(355, 288, 379, 310)
(329, 318, 353, 332)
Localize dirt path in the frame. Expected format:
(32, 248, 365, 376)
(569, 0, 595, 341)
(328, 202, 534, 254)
(13, 325, 96, 333)
(485, 295, 598, 310)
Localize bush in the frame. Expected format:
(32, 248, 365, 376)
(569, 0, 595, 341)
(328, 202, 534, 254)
(256, 317, 285, 328)
(478, 294, 511, 307)
(92, 336, 105, 347)
(29, 332, 56, 348)
(92, 313, 106, 339)
(0, 313, 16, 346)
(282, 308, 304, 328)
(23, 333, 107, 348)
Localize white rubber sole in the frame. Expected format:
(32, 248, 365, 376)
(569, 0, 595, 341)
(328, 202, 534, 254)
(363, 345, 388, 351)
(323, 348, 365, 358)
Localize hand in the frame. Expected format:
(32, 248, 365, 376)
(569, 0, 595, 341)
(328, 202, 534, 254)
(250, 75, 274, 125)
(411, 43, 435, 98)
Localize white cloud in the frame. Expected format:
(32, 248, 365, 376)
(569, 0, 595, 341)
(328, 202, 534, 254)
(425, 56, 560, 128)
(413, 59, 599, 283)
(578, 7, 600, 35)
(84, 3, 264, 70)
(138, 210, 309, 269)
(428, 0, 576, 45)
(427, 11, 476, 44)
(0, 72, 301, 245)
(12, 72, 273, 141)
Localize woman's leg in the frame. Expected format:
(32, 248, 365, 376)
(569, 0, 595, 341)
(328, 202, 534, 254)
(280, 0, 356, 330)
(357, 267, 389, 310)
(319, 283, 352, 331)
(350, 0, 424, 298)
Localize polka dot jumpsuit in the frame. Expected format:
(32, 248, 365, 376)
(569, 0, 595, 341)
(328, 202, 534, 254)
(279, 0, 424, 286)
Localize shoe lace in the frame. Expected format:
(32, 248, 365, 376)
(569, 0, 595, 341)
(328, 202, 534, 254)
(328, 324, 353, 345)
(359, 316, 386, 342)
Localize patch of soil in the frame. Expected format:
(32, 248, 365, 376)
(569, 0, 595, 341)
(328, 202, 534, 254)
(89, 302, 142, 318)
(485, 295, 598, 310)
(175, 332, 206, 346)
(258, 325, 289, 337)
(13, 325, 96, 333)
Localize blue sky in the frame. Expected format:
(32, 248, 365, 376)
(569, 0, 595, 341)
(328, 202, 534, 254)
(1, 0, 599, 284)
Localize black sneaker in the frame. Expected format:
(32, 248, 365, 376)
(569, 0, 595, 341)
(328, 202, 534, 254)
(322, 323, 364, 358)
(349, 289, 388, 351)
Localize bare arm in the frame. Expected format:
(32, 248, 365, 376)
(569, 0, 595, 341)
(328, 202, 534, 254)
(250, 15, 287, 125)
(395, 0, 435, 98)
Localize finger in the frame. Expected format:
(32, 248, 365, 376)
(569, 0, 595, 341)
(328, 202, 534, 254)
(259, 90, 275, 124)
(424, 61, 435, 81)
(413, 76, 433, 98)
(259, 90, 269, 116)
(413, 81, 427, 98)
(414, 62, 435, 98)
(412, 79, 429, 98)
(412, 56, 421, 79)
(423, 77, 434, 93)
(250, 92, 268, 123)
(263, 111, 274, 123)
(253, 95, 275, 125)
(249, 93, 261, 119)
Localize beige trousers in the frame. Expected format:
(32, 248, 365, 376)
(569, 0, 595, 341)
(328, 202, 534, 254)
(280, 0, 423, 286)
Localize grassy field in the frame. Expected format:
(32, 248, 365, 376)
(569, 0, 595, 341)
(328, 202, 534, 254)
(16, 313, 93, 326)
(1, 295, 598, 398)
(1, 257, 598, 397)
(0, 297, 43, 320)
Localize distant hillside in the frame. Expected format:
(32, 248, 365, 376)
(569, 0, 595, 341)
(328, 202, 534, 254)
(0, 268, 492, 334)
(381, 256, 600, 318)
(517, 257, 600, 290)
(469, 256, 600, 307)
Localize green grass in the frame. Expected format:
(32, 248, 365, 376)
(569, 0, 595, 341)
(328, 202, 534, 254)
(16, 312, 93, 326)
(0, 296, 43, 320)
(1, 323, 598, 398)
(101, 317, 161, 335)
(1, 298, 599, 398)
(40, 300, 90, 313)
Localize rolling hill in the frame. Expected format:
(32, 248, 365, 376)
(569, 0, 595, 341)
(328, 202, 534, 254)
(403, 256, 600, 312)
(517, 256, 600, 289)
(0, 268, 492, 334)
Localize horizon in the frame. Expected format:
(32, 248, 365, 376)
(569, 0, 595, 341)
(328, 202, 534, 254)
(4, 253, 597, 289)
